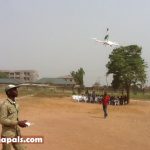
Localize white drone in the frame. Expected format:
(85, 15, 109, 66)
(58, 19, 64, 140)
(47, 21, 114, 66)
(92, 28, 119, 47)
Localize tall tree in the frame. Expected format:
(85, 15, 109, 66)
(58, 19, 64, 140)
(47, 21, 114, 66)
(106, 45, 147, 103)
(71, 68, 85, 94)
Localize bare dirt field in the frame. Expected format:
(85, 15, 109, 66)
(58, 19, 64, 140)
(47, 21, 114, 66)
(0, 96, 150, 150)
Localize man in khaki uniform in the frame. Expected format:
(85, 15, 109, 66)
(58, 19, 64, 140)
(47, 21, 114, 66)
(0, 84, 28, 150)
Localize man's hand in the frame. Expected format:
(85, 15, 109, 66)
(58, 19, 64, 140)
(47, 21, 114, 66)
(18, 120, 28, 128)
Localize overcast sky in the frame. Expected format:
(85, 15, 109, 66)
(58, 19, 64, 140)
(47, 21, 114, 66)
(0, 0, 150, 86)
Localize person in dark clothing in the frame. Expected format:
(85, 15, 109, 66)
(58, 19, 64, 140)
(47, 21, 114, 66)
(102, 92, 110, 118)
(92, 91, 96, 103)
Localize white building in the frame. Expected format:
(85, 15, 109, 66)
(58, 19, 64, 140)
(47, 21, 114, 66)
(0, 70, 39, 83)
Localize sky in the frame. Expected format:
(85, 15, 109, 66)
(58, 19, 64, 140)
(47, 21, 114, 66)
(0, 0, 150, 86)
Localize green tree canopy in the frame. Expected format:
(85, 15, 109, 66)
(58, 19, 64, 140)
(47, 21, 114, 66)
(71, 68, 85, 94)
(0, 72, 8, 78)
(106, 45, 147, 103)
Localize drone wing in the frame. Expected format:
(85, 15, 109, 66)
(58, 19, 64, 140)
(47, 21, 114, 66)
(96, 40, 105, 43)
(91, 38, 105, 44)
(107, 40, 119, 46)
(111, 42, 119, 46)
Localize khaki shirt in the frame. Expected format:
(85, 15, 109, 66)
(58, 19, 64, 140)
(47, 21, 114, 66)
(0, 98, 21, 137)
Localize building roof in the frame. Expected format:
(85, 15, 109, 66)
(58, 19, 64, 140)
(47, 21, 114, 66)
(35, 78, 75, 85)
(57, 75, 73, 79)
(0, 78, 22, 84)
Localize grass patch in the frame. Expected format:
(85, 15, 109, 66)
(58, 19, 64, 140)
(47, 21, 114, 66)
(18, 86, 72, 98)
(130, 93, 150, 100)
(1, 86, 150, 100)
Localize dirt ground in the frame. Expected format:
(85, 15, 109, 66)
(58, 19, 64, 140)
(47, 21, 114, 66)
(0, 95, 150, 150)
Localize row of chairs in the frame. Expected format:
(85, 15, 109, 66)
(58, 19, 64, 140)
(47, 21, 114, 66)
(72, 95, 88, 103)
(72, 95, 103, 103)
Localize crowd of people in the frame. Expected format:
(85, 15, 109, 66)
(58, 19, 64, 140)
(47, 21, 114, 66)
(72, 90, 128, 105)
(109, 95, 128, 105)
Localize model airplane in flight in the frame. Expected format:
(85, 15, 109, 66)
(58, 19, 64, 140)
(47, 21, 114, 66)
(92, 28, 119, 47)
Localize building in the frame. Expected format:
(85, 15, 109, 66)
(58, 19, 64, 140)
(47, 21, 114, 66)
(0, 78, 21, 85)
(35, 77, 75, 87)
(35, 75, 75, 87)
(58, 75, 75, 83)
(0, 70, 39, 83)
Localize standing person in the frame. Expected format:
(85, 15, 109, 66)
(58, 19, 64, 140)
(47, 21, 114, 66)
(85, 90, 90, 103)
(102, 92, 110, 118)
(92, 91, 96, 103)
(0, 84, 28, 150)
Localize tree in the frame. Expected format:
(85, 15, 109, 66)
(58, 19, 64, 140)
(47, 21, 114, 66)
(71, 68, 85, 94)
(0, 72, 8, 78)
(106, 45, 147, 104)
